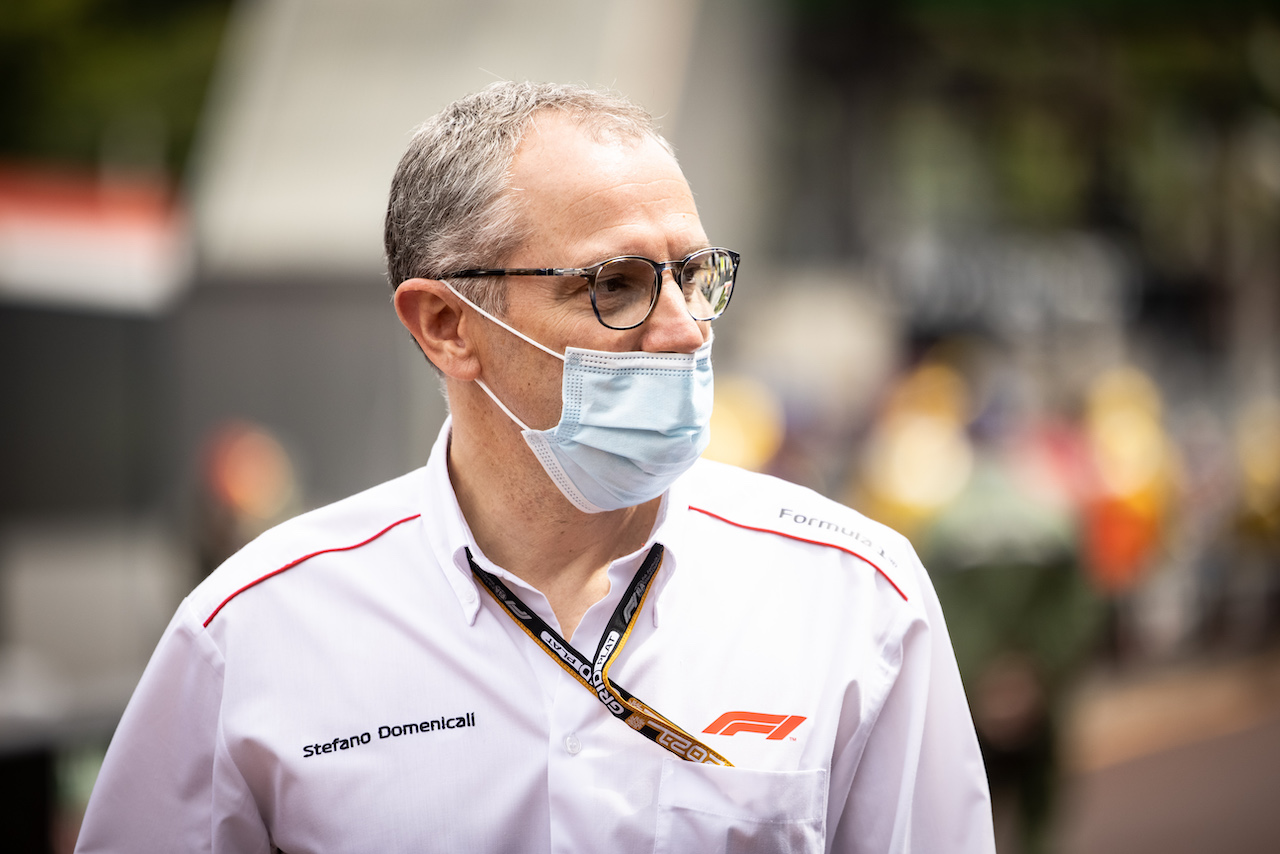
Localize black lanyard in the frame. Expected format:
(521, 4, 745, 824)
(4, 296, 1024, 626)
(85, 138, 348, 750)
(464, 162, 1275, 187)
(467, 544, 732, 766)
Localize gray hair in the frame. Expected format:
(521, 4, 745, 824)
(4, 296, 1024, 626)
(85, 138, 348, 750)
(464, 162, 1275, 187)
(384, 81, 670, 314)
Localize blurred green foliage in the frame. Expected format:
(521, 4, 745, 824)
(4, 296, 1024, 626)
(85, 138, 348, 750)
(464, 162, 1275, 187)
(778, 0, 1280, 277)
(0, 0, 232, 177)
(791, 0, 1277, 21)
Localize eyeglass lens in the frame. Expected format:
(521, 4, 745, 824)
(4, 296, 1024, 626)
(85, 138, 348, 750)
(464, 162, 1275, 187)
(591, 248, 736, 329)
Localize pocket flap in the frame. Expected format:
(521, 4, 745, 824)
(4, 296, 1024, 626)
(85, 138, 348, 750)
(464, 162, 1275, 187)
(658, 761, 828, 823)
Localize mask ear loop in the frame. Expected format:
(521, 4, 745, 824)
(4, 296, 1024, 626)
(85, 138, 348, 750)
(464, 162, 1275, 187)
(441, 279, 565, 433)
(442, 280, 566, 362)
(474, 379, 533, 432)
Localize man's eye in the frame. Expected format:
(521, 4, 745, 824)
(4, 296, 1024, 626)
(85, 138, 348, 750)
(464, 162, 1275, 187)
(596, 275, 644, 297)
(599, 277, 633, 294)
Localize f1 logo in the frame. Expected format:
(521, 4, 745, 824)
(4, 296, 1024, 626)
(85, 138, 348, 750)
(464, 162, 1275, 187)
(702, 711, 807, 741)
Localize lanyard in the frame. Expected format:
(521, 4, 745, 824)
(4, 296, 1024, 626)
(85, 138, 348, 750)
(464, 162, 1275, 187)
(467, 544, 732, 766)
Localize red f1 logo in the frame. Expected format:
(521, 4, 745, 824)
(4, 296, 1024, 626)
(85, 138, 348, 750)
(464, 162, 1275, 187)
(703, 711, 807, 741)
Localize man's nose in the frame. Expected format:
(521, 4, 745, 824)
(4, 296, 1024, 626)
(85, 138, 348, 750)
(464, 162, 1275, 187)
(640, 270, 707, 354)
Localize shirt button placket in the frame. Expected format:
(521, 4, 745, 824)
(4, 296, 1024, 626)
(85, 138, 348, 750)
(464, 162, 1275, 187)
(547, 676, 598, 854)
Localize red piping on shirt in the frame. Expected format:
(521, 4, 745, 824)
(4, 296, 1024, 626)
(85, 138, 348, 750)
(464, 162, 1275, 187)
(203, 514, 422, 627)
(687, 505, 909, 602)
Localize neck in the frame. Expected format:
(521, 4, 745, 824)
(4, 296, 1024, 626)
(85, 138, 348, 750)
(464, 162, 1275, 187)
(447, 392, 659, 640)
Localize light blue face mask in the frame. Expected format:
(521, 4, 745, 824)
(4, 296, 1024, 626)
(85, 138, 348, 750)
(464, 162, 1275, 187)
(445, 282, 714, 513)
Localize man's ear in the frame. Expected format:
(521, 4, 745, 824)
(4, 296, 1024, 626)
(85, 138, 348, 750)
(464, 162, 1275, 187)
(393, 279, 481, 380)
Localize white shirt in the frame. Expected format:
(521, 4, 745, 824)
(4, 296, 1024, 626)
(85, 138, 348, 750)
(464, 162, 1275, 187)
(77, 420, 994, 854)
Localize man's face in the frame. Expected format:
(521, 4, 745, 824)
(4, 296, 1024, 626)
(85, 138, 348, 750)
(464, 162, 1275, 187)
(471, 114, 713, 431)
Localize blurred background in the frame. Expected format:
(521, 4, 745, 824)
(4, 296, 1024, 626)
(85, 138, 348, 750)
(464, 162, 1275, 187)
(2, 0, 1278, 851)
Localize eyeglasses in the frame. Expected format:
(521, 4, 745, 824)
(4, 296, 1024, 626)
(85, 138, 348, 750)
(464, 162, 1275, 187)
(444, 247, 739, 330)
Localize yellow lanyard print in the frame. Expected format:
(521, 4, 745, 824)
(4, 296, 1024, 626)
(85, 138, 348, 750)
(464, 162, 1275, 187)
(467, 544, 731, 765)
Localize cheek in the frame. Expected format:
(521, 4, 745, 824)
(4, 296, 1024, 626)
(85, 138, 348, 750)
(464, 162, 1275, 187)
(524, 362, 567, 430)
(498, 335, 567, 426)
(536, 310, 625, 354)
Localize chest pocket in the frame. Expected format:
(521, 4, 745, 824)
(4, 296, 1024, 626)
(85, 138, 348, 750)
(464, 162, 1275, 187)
(654, 760, 828, 854)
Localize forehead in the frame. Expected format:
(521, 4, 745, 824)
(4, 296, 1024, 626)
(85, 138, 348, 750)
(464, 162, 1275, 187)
(506, 114, 704, 263)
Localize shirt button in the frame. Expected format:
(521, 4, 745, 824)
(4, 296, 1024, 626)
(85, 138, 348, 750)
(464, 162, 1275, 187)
(564, 734, 582, 755)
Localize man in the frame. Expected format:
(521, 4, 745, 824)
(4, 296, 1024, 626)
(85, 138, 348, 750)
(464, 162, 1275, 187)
(77, 82, 994, 853)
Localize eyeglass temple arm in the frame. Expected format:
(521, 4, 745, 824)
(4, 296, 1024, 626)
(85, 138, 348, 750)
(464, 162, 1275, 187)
(446, 249, 738, 280)
(445, 267, 589, 279)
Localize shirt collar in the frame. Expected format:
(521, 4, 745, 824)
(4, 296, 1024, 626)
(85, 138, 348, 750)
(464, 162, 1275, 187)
(420, 417, 486, 625)
(419, 416, 692, 628)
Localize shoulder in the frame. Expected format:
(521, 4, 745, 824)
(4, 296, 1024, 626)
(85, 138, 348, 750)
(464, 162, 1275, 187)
(677, 459, 922, 602)
(188, 468, 428, 627)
